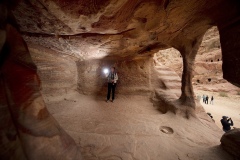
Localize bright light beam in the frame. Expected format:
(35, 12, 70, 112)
(103, 68, 109, 74)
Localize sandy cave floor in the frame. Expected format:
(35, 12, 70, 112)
(45, 91, 235, 160)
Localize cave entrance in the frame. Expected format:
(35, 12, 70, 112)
(192, 27, 240, 132)
(154, 48, 183, 78)
(194, 27, 222, 93)
(154, 47, 182, 93)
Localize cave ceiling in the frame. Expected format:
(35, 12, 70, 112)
(11, 0, 222, 60)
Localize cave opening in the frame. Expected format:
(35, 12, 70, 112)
(154, 47, 183, 79)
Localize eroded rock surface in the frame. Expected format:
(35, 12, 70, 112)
(156, 27, 240, 94)
(0, 5, 82, 159)
(221, 129, 240, 159)
(10, 0, 240, 110)
(11, 0, 240, 87)
(1, 0, 240, 159)
(30, 44, 78, 99)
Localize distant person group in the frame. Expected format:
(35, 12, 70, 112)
(202, 95, 214, 105)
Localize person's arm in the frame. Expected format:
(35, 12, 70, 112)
(106, 73, 110, 82)
(222, 120, 230, 127)
(114, 73, 118, 83)
(228, 119, 234, 126)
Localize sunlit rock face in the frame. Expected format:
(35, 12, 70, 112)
(155, 27, 240, 94)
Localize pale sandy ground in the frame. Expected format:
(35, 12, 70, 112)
(195, 90, 240, 130)
(45, 91, 233, 160)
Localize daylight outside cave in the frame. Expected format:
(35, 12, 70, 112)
(0, 0, 240, 160)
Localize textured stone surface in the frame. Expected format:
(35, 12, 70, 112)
(9, 0, 240, 110)
(221, 129, 240, 159)
(1, 0, 240, 159)
(13, 0, 215, 59)
(6, 0, 239, 106)
(77, 58, 152, 95)
(219, 25, 240, 87)
(156, 27, 240, 94)
(29, 44, 78, 98)
(0, 24, 82, 159)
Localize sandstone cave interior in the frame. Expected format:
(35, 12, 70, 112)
(0, 0, 240, 160)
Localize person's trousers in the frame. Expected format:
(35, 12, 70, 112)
(210, 100, 213, 105)
(223, 129, 229, 132)
(107, 83, 116, 100)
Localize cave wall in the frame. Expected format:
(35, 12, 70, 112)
(219, 25, 240, 87)
(0, 22, 82, 160)
(77, 57, 153, 95)
(28, 44, 78, 99)
(8, 0, 240, 89)
(1, 0, 240, 158)
(0, 74, 26, 159)
(213, 0, 240, 87)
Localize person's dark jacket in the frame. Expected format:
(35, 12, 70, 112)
(221, 118, 234, 131)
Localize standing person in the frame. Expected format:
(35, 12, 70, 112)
(106, 67, 118, 102)
(202, 95, 205, 103)
(221, 116, 234, 132)
(210, 96, 214, 105)
(205, 95, 209, 104)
